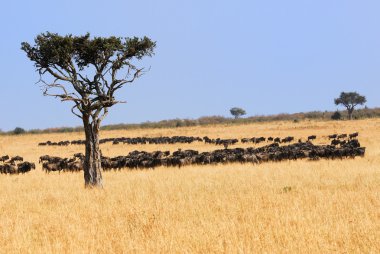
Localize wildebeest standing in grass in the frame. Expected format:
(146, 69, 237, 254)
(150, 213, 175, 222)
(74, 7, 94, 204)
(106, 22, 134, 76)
(22, 33, 156, 187)
(349, 132, 359, 139)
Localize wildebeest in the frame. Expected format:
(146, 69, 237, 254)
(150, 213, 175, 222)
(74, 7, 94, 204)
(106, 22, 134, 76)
(39, 155, 64, 164)
(0, 158, 35, 175)
(281, 136, 294, 143)
(241, 138, 250, 143)
(74, 153, 84, 159)
(42, 162, 62, 172)
(215, 138, 239, 148)
(331, 139, 347, 146)
(17, 162, 36, 173)
(0, 164, 17, 174)
(9, 156, 23, 163)
(307, 135, 317, 141)
(0, 155, 10, 162)
(349, 132, 359, 139)
(251, 137, 266, 144)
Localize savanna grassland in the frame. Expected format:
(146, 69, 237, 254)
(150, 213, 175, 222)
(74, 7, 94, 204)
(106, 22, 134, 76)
(0, 119, 379, 253)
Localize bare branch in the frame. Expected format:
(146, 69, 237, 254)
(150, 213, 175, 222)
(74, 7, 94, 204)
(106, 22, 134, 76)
(111, 67, 144, 92)
(71, 104, 83, 119)
(41, 82, 84, 104)
(43, 67, 71, 82)
(99, 107, 109, 123)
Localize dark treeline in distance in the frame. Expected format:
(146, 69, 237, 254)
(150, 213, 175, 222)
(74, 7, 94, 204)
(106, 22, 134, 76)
(2, 107, 380, 136)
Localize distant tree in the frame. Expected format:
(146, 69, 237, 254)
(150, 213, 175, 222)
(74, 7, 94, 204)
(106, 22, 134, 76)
(22, 32, 156, 187)
(334, 92, 366, 120)
(331, 111, 341, 120)
(230, 107, 246, 119)
(13, 127, 26, 135)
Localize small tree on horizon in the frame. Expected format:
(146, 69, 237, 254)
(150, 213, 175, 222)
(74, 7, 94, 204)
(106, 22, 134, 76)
(331, 111, 341, 120)
(334, 92, 366, 120)
(13, 127, 26, 135)
(21, 32, 156, 187)
(230, 107, 246, 119)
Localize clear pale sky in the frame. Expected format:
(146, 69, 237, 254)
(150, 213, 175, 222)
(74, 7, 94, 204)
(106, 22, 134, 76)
(1, 0, 379, 131)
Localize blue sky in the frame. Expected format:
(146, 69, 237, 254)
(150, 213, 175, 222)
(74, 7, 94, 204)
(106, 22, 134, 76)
(1, 0, 379, 131)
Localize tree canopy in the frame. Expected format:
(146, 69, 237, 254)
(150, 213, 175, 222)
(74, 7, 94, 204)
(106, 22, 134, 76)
(230, 107, 246, 119)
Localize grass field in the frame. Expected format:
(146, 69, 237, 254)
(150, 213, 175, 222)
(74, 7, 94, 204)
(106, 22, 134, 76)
(0, 119, 379, 253)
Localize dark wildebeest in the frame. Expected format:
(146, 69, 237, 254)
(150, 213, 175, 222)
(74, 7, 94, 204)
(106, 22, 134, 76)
(73, 153, 84, 160)
(331, 139, 341, 146)
(2, 164, 17, 174)
(17, 162, 36, 174)
(349, 132, 359, 139)
(0, 155, 10, 162)
(308, 135, 317, 141)
(254, 137, 266, 144)
(42, 162, 61, 173)
(281, 136, 294, 143)
(337, 134, 347, 139)
(9, 156, 23, 163)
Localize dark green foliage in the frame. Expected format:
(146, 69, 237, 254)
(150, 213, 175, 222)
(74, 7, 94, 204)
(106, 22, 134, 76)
(331, 111, 342, 120)
(13, 127, 26, 135)
(334, 92, 367, 120)
(21, 32, 155, 72)
(334, 92, 366, 107)
(230, 107, 247, 119)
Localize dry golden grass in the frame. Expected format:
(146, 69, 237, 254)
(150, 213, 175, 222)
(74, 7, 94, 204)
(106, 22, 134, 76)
(0, 119, 379, 253)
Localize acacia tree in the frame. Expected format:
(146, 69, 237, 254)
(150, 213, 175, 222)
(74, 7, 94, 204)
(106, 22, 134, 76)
(334, 92, 366, 120)
(21, 32, 156, 187)
(230, 107, 246, 119)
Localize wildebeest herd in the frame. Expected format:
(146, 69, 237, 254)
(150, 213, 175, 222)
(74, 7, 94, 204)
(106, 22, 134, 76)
(37, 133, 360, 148)
(0, 155, 35, 174)
(39, 136, 364, 173)
(38, 136, 204, 146)
(1, 132, 365, 175)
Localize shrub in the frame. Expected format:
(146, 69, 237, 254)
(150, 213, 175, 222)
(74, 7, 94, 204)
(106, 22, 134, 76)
(13, 127, 26, 135)
(331, 111, 342, 120)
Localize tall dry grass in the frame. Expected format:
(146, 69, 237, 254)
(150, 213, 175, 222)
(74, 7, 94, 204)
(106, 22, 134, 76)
(0, 119, 379, 253)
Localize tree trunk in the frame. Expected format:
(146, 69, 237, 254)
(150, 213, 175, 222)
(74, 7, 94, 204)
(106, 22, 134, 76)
(83, 115, 103, 188)
(348, 108, 354, 120)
